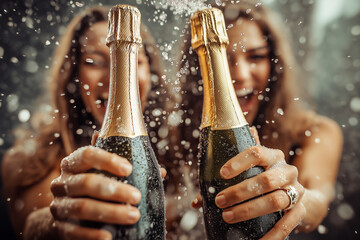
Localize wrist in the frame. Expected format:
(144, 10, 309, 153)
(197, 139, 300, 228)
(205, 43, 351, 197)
(295, 188, 328, 233)
(24, 207, 58, 240)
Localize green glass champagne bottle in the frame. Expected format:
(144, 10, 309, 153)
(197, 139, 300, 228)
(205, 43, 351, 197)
(190, 7, 282, 240)
(82, 4, 165, 240)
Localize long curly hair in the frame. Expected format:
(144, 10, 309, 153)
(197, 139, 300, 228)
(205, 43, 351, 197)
(176, 0, 315, 165)
(3, 6, 170, 195)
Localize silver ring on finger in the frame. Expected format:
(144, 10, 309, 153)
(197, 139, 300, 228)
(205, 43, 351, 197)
(282, 185, 299, 211)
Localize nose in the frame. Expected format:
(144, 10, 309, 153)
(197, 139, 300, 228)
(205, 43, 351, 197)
(230, 57, 252, 86)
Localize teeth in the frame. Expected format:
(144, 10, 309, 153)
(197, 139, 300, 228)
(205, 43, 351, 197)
(236, 88, 253, 97)
(101, 92, 109, 99)
(96, 99, 108, 108)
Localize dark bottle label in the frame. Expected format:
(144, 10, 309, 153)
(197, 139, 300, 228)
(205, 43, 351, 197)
(198, 125, 282, 240)
(82, 135, 165, 240)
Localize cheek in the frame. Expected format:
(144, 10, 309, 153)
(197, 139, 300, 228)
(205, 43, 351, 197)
(79, 66, 109, 94)
(78, 67, 104, 108)
(254, 61, 270, 90)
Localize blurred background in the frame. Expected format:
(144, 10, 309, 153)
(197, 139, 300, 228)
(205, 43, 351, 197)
(0, 0, 359, 239)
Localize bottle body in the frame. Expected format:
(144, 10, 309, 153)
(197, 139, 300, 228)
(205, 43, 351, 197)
(84, 135, 165, 240)
(199, 126, 282, 240)
(80, 4, 165, 239)
(190, 7, 282, 240)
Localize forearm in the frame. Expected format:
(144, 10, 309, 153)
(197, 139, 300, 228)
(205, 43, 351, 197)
(292, 118, 342, 233)
(23, 207, 59, 240)
(296, 188, 329, 232)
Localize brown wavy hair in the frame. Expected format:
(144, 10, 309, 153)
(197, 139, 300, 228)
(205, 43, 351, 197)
(2, 6, 169, 195)
(176, 0, 315, 165)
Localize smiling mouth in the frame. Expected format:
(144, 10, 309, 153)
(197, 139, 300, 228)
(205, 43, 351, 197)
(235, 88, 254, 98)
(100, 98, 108, 108)
(96, 93, 109, 109)
(235, 88, 257, 114)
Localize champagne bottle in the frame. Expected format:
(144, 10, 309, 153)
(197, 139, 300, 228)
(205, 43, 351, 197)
(190, 8, 282, 240)
(83, 5, 165, 239)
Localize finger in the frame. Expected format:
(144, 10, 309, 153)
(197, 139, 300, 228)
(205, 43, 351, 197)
(216, 164, 298, 208)
(221, 189, 291, 224)
(221, 182, 304, 223)
(222, 183, 304, 223)
(260, 202, 306, 240)
(191, 193, 203, 209)
(50, 197, 140, 225)
(51, 174, 141, 205)
(52, 221, 112, 240)
(61, 146, 132, 177)
(91, 131, 99, 146)
(250, 126, 261, 145)
(220, 145, 285, 179)
(160, 168, 167, 179)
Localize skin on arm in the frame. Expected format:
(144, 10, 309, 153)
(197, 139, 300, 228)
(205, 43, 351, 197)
(292, 117, 343, 232)
(6, 164, 60, 240)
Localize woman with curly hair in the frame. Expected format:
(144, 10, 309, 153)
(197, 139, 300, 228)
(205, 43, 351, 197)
(2, 6, 170, 239)
(175, 1, 342, 239)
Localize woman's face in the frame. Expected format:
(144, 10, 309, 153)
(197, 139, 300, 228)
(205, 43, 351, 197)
(227, 18, 271, 124)
(78, 21, 151, 124)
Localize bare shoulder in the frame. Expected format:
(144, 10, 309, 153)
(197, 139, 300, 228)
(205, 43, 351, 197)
(298, 112, 344, 161)
(296, 110, 343, 142)
(313, 114, 343, 143)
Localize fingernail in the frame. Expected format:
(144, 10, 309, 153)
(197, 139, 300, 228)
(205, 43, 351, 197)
(132, 191, 141, 202)
(220, 166, 230, 178)
(121, 163, 132, 175)
(215, 195, 226, 207)
(223, 211, 234, 222)
(231, 161, 241, 171)
(128, 210, 140, 220)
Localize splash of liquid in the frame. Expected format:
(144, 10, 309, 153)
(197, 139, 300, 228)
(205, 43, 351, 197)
(165, 0, 209, 16)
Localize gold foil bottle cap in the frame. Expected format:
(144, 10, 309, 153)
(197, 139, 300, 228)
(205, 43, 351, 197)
(106, 4, 142, 46)
(191, 7, 229, 50)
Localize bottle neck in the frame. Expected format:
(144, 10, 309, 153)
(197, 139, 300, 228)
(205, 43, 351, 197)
(99, 42, 147, 139)
(196, 43, 248, 130)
